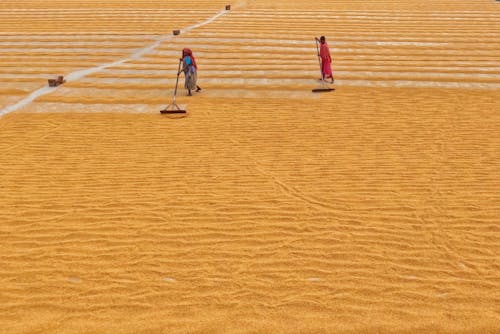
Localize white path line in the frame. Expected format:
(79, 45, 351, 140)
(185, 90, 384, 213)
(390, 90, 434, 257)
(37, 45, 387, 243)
(338, 79, 500, 90)
(0, 9, 228, 118)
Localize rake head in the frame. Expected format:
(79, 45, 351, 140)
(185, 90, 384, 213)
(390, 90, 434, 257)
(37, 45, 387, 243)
(312, 87, 335, 93)
(312, 80, 335, 93)
(160, 103, 187, 114)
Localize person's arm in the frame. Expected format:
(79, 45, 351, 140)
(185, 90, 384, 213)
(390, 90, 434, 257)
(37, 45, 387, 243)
(315, 37, 321, 57)
(178, 57, 192, 75)
(178, 57, 185, 74)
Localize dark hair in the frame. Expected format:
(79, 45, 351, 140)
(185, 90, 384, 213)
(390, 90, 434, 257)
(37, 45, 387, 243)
(320, 36, 326, 41)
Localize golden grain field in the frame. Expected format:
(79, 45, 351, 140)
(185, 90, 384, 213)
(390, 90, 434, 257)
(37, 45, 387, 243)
(0, 1, 499, 333)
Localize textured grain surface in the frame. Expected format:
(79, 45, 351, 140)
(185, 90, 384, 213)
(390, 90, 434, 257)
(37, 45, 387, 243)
(0, 1, 499, 333)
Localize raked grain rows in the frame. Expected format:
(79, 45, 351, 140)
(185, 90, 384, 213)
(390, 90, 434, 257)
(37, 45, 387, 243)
(0, 1, 499, 333)
(1, 1, 500, 112)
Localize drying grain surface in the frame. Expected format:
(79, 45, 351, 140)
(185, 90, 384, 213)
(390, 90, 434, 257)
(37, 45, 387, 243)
(0, 1, 499, 333)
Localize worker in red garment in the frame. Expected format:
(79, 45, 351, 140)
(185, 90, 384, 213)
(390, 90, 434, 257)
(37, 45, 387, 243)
(315, 36, 334, 83)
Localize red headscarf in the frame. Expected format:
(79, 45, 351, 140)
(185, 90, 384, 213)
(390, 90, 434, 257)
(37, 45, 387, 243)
(182, 48, 198, 69)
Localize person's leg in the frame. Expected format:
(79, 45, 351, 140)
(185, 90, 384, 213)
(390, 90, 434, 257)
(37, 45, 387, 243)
(186, 73, 193, 95)
(184, 75, 190, 95)
(196, 85, 201, 92)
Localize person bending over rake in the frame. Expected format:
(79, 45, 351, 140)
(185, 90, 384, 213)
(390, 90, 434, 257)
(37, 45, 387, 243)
(180, 48, 202, 96)
(315, 36, 334, 84)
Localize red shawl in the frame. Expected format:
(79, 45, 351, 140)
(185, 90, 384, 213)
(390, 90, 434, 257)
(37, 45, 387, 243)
(319, 42, 331, 63)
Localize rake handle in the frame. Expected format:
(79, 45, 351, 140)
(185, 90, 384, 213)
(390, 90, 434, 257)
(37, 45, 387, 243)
(173, 58, 182, 103)
(315, 38, 323, 80)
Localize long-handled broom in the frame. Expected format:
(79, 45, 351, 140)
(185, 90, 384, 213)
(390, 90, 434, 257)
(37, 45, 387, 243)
(160, 59, 187, 114)
(312, 38, 335, 93)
